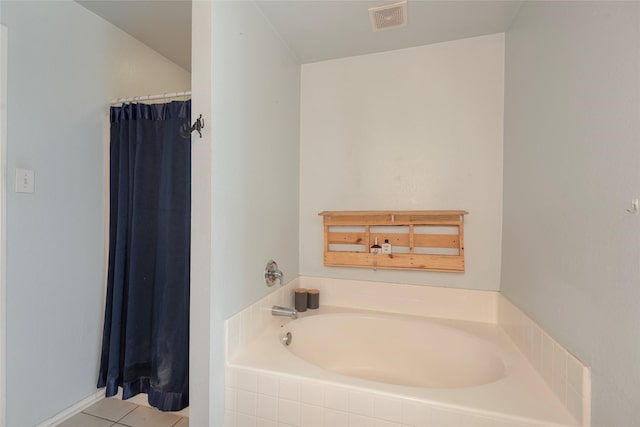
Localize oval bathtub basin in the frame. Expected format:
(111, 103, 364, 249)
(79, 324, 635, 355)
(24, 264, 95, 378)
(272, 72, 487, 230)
(283, 312, 507, 388)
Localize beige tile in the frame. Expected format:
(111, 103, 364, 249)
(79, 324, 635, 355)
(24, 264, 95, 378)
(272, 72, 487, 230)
(56, 412, 114, 427)
(567, 353, 584, 394)
(278, 399, 299, 426)
(172, 405, 190, 417)
(117, 416, 187, 427)
(83, 398, 138, 421)
(258, 374, 279, 397)
(236, 413, 257, 427)
(322, 409, 347, 427)
(300, 405, 322, 427)
(567, 387, 582, 425)
(348, 391, 374, 417)
(257, 395, 278, 421)
(174, 418, 189, 427)
(373, 396, 403, 423)
(323, 385, 348, 411)
(119, 406, 182, 427)
(300, 381, 323, 407)
(278, 378, 300, 401)
(256, 418, 277, 427)
(237, 369, 258, 393)
(224, 411, 236, 427)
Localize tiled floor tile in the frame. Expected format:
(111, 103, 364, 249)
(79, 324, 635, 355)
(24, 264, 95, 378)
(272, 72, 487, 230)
(118, 406, 182, 427)
(173, 406, 190, 417)
(57, 413, 114, 427)
(125, 393, 189, 417)
(174, 418, 189, 427)
(115, 422, 187, 427)
(83, 398, 138, 421)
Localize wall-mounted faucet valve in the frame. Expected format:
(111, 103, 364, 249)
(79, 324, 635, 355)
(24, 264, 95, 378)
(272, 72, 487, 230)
(265, 260, 284, 287)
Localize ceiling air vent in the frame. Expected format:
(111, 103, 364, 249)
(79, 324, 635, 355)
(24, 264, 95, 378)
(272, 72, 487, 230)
(369, 1, 408, 32)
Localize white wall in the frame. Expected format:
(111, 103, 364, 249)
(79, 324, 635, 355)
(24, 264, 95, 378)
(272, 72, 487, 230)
(189, 1, 213, 425)
(0, 2, 190, 425)
(300, 34, 504, 290)
(210, 2, 301, 425)
(501, 2, 640, 425)
(0, 22, 7, 427)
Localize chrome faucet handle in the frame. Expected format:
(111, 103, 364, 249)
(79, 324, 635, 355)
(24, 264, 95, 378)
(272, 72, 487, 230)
(265, 260, 284, 287)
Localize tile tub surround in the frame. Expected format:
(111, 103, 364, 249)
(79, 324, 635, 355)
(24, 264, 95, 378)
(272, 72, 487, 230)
(225, 366, 560, 427)
(225, 277, 590, 426)
(498, 295, 591, 426)
(226, 277, 302, 361)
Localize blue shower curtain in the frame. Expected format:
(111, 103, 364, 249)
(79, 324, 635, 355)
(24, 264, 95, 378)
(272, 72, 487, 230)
(98, 100, 191, 411)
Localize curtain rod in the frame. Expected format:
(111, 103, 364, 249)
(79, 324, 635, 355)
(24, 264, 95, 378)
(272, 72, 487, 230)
(110, 91, 191, 106)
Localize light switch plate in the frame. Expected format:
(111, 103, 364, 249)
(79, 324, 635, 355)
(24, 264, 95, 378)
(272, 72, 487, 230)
(15, 168, 34, 193)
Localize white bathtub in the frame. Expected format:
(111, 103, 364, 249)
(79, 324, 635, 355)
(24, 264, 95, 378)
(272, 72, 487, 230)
(227, 305, 579, 427)
(284, 312, 507, 389)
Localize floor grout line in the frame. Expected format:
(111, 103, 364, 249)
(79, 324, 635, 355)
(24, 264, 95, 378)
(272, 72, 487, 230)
(115, 404, 139, 423)
(78, 412, 123, 424)
(68, 399, 188, 427)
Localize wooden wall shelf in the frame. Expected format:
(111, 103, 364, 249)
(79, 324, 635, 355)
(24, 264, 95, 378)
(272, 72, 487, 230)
(318, 210, 468, 272)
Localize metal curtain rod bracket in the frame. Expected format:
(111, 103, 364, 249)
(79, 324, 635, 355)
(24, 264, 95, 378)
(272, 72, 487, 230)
(191, 114, 204, 138)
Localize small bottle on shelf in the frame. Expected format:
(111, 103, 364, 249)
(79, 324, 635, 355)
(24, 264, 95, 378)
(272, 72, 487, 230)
(370, 237, 382, 254)
(381, 239, 392, 254)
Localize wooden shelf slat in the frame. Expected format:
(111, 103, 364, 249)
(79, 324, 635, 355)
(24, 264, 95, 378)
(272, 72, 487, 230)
(327, 232, 460, 248)
(324, 252, 464, 272)
(319, 210, 468, 217)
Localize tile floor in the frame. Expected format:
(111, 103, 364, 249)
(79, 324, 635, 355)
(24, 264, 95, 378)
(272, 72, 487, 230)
(56, 397, 188, 427)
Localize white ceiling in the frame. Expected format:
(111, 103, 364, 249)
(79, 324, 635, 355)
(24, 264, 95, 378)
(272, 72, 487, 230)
(76, 0, 524, 70)
(257, 1, 523, 63)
